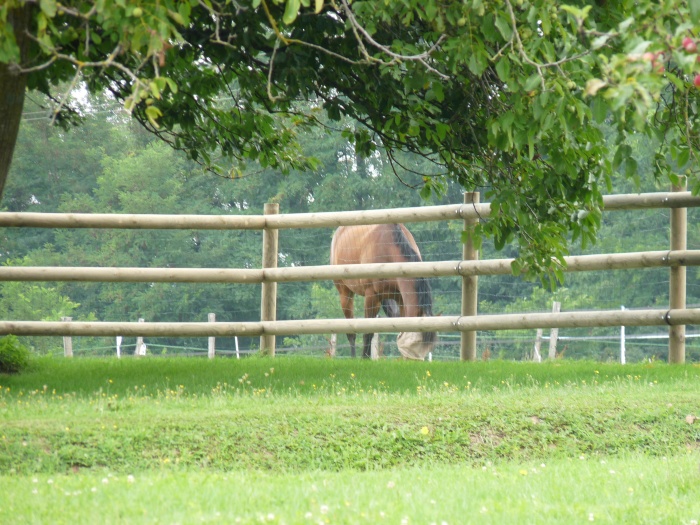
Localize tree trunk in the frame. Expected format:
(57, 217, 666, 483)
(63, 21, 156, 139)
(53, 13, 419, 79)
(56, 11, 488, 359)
(0, 4, 33, 200)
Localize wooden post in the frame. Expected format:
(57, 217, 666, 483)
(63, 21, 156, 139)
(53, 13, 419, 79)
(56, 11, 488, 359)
(62, 317, 73, 357)
(533, 328, 543, 362)
(669, 182, 687, 363)
(620, 306, 626, 365)
(461, 192, 479, 361)
(370, 333, 379, 360)
(208, 313, 216, 359)
(547, 302, 561, 359)
(328, 333, 337, 358)
(260, 203, 279, 356)
(135, 318, 145, 356)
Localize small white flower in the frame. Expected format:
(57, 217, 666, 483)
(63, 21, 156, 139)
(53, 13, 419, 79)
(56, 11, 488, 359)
(320, 505, 329, 515)
(102, 478, 109, 484)
(127, 475, 135, 483)
(387, 481, 395, 489)
(588, 513, 595, 521)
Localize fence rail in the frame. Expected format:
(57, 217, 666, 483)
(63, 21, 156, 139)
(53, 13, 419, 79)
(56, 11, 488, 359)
(1, 308, 697, 337)
(2, 190, 700, 362)
(1, 250, 700, 283)
(0, 191, 696, 230)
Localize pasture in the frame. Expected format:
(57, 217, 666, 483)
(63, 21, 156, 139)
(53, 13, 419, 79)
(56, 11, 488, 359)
(1, 357, 699, 524)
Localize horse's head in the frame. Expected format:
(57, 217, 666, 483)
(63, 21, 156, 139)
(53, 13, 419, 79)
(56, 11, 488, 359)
(396, 330, 437, 360)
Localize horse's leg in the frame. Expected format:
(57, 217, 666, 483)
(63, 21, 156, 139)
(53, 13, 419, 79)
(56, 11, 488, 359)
(336, 286, 357, 357)
(363, 292, 382, 359)
(396, 278, 418, 317)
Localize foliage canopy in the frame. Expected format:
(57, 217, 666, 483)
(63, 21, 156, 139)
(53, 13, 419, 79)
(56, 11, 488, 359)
(2, 0, 700, 278)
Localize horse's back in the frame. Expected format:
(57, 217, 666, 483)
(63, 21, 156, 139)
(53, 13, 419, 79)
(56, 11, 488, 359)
(330, 224, 420, 266)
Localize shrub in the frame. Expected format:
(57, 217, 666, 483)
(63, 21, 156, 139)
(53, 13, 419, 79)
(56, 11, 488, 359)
(0, 335, 31, 374)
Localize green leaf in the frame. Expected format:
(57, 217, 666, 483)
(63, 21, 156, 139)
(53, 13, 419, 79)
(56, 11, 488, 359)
(283, 0, 301, 25)
(691, 0, 700, 23)
(584, 78, 607, 97)
(164, 77, 178, 94)
(612, 144, 631, 171)
(431, 82, 444, 102)
(145, 106, 163, 128)
(591, 35, 610, 50)
(167, 9, 186, 25)
(523, 74, 541, 92)
(495, 58, 510, 82)
(149, 81, 161, 100)
(510, 259, 523, 276)
(590, 97, 608, 124)
(39, 0, 57, 17)
(494, 13, 513, 41)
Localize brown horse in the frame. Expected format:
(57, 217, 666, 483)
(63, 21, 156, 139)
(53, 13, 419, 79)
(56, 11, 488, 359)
(330, 223, 437, 358)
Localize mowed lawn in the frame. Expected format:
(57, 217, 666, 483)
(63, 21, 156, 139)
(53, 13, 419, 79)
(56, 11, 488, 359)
(1, 357, 699, 524)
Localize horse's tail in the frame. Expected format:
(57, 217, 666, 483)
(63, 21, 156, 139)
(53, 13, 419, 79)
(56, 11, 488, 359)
(391, 224, 434, 318)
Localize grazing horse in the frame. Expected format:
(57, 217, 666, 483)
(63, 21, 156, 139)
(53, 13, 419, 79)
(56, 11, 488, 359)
(330, 223, 437, 359)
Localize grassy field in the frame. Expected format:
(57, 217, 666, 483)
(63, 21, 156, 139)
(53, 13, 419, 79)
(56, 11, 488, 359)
(1, 357, 699, 524)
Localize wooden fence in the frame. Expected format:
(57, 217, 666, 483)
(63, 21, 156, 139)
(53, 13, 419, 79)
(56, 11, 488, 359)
(1, 190, 699, 363)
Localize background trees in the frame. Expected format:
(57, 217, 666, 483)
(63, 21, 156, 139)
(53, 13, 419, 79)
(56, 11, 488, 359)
(3, 90, 697, 361)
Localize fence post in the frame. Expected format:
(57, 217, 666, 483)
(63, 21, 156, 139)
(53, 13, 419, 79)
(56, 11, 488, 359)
(461, 192, 479, 361)
(620, 306, 626, 364)
(669, 182, 687, 363)
(135, 318, 145, 357)
(328, 333, 337, 358)
(260, 203, 279, 356)
(548, 301, 561, 359)
(370, 333, 379, 360)
(533, 328, 543, 362)
(62, 317, 73, 357)
(208, 313, 216, 359)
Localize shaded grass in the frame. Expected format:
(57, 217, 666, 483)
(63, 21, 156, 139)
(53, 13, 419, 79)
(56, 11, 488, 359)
(3, 356, 700, 398)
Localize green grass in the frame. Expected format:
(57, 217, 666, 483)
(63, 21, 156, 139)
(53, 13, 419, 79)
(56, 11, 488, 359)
(2, 455, 699, 524)
(1, 357, 699, 523)
(3, 355, 700, 397)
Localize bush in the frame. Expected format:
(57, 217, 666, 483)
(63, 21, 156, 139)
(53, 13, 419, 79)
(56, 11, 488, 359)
(0, 335, 31, 374)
